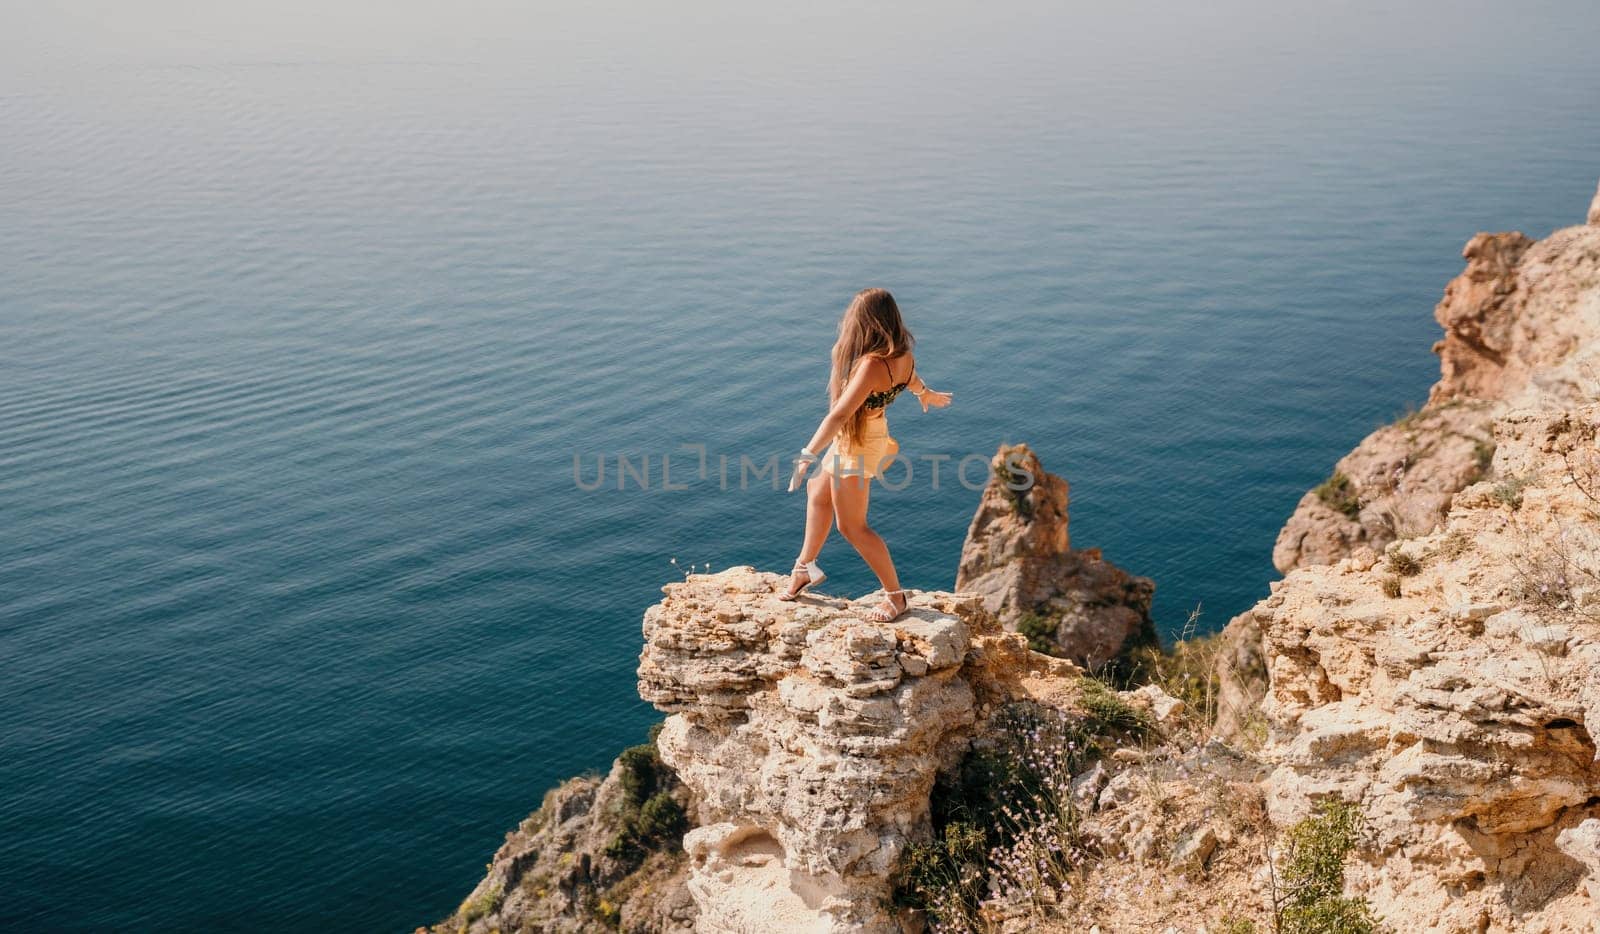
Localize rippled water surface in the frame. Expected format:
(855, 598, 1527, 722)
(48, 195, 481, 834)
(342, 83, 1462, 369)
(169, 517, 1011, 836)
(3, 1, 1599, 929)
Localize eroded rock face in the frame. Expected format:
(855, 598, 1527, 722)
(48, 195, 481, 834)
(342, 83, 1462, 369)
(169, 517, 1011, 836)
(1431, 231, 1537, 404)
(1273, 215, 1600, 575)
(956, 444, 1156, 666)
(1259, 404, 1600, 932)
(429, 754, 696, 934)
(637, 567, 1098, 933)
(638, 568, 987, 932)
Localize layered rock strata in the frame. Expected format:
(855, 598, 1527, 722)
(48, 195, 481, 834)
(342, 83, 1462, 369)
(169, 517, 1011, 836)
(1257, 402, 1600, 931)
(636, 567, 1083, 932)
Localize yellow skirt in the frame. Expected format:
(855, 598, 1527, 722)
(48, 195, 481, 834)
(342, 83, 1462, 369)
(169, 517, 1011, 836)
(821, 417, 900, 480)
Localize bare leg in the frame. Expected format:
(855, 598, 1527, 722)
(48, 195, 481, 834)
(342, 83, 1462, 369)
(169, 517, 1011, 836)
(832, 475, 904, 610)
(783, 472, 835, 598)
(799, 472, 834, 562)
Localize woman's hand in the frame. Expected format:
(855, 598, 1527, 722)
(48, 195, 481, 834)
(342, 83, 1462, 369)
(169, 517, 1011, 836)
(918, 389, 953, 412)
(788, 455, 813, 492)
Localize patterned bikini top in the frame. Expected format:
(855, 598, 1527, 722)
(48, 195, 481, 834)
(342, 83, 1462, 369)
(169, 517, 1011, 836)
(862, 355, 913, 411)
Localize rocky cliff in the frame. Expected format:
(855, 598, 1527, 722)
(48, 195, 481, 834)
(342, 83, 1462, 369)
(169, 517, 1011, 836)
(424, 445, 1158, 934)
(637, 570, 1039, 932)
(1256, 403, 1600, 931)
(1273, 219, 1600, 574)
(1228, 189, 1600, 931)
(426, 730, 696, 934)
(429, 184, 1600, 934)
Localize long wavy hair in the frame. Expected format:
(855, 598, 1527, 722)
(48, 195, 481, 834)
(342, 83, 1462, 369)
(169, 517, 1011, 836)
(829, 288, 915, 444)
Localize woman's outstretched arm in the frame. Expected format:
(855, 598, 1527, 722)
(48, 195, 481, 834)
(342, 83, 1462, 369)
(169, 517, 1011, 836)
(908, 371, 953, 412)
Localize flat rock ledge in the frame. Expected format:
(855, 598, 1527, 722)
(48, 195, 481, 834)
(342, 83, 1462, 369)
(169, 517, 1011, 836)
(637, 567, 1037, 933)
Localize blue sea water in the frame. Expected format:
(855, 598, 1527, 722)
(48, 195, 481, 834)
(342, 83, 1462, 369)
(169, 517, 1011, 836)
(2, 1, 1598, 929)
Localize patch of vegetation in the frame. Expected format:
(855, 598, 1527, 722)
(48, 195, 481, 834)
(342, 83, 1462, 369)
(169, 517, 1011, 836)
(1380, 576, 1401, 599)
(1237, 709, 1271, 752)
(1430, 531, 1472, 561)
(992, 459, 1034, 518)
(1079, 678, 1151, 739)
(1314, 471, 1362, 520)
(590, 895, 621, 929)
(898, 703, 1095, 927)
(895, 820, 988, 921)
(617, 728, 670, 806)
(1108, 605, 1236, 734)
(1016, 612, 1059, 655)
(1269, 800, 1381, 934)
(1492, 474, 1532, 510)
(1118, 637, 1218, 720)
(605, 728, 689, 869)
(457, 882, 503, 923)
(1384, 549, 1421, 577)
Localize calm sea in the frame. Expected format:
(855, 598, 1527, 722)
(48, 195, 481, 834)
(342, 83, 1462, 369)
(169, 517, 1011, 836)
(3, 1, 1597, 929)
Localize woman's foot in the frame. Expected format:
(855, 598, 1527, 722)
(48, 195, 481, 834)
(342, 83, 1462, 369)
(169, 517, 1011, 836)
(870, 589, 908, 622)
(779, 559, 826, 601)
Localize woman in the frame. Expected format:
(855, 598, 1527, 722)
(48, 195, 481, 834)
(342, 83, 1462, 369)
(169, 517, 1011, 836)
(782, 288, 952, 622)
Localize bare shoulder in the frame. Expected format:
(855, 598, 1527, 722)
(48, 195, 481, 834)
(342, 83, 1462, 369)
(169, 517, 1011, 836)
(890, 351, 915, 383)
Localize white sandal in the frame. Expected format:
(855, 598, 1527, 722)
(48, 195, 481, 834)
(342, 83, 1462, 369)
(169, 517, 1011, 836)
(870, 589, 909, 622)
(779, 559, 826, 601)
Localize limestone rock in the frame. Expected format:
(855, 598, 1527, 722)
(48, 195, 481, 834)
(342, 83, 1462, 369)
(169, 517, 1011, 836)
(1126, 684, 1186, 726)
(1070, 760, 1110, 814)
(1274, 200, 1600, 573)
(1169, 824, 1218, 874)
(1211, 609, 1269, 744)
(639, 568, 1013, 933)
(956, 443, 1156, 666)
(1555, 819, 1600, 902)
(1259, 403, 1600, 931)
(1431, 231, 1537, 403)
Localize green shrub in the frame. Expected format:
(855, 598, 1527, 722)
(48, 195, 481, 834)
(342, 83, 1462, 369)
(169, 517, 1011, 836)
(1016, 613, 1059, 655)
(606, 730, 688, 869)
(1314, 472, 1362, 520)
(895, 820, 988, 924)
(617, 741, 669, 809)
(635, 791, 687, 842)
(458, 882, 503, 922)
(898, 703, 1096, 925)
(1272, 800, 1380, 934)
(1079, 678, 1151, 739)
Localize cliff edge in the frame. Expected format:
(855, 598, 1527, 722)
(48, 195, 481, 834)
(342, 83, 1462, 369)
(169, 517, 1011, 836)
(637, 570, 1074, 931)
(1273, 216, 1600, 574)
